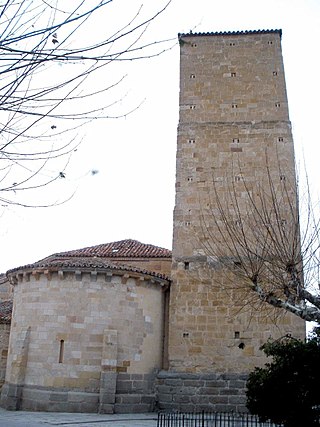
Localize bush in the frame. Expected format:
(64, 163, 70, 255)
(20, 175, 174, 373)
(246, 334, 320, 427)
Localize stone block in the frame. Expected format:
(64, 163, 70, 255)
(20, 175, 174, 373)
(114, 403, 150, 413)
(163, 378, 183, 387)
(204, 380, 226, 388)
(116, 380, 133, 393)
(158, 393, 173, 403)
(220, 388, 239, 395)
(173, 394, 190, 403)
(229, 395, 246, 405)
(183, 380, 204, 387)
(199, 387, 220, 395)
(49, 392, 67, 402)
(99, 393, 115, 404)
(72, 392, 99, 404)
(141, 395, 154, 405)
(157, 385, 174, 394)
(191, 395, 209, 404)
(99, 403, 114, 414)
(229, 379, 246, 388)
(115, 394, 141, 404)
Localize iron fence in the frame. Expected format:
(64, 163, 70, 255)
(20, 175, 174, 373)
(157, 412, 283, 427)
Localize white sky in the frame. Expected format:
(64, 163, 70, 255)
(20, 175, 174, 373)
(1, 0, 320, 272)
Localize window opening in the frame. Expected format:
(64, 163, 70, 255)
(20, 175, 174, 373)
(58, 340, 64, 364)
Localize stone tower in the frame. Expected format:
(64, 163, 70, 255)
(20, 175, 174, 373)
(158, 30, 305, 412)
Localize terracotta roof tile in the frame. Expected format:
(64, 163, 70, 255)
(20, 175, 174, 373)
(7, 240, 172, 282)
(8, 258, 170, 281)
(49, 239, 172, 259)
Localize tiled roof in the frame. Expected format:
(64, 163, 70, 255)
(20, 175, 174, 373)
(0, 300, 12, 324)
(6, 240, 171, 282)
(48, 239, 172, 259)
(179, 29, 282, 38)
(7, 257, 169, 281)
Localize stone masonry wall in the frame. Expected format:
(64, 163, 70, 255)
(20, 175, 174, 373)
(157, 371, 248, 412)
(0, 324, 10, 390)
(1, 269, 168, 412)
(169, 31, 305, 375)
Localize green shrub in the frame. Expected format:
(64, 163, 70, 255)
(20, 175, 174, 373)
(246, 334, 320, 427)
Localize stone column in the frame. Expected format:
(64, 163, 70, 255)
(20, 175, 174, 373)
(99, 329, 118, 414)
(1, 327, 30, 410)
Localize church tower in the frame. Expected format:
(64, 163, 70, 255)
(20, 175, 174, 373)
(159, 30, 305, 412)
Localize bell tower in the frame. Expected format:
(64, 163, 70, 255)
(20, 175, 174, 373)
(159, 30, 305, 412)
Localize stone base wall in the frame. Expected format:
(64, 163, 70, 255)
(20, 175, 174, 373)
(156, 371, 248, 412)
(0, 383, 100, 413)
(1, 371, 249, 413)
(1, 373, 157, 413)
(114, 373, 156, 413)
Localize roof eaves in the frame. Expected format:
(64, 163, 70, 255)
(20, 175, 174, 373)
(7, 260, 171, 283)
(178, 29, 282, 39)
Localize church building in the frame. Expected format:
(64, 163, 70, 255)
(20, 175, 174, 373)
(0, 29, 305, 413)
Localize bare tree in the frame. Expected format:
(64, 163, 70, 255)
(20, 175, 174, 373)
(0, 0, 172, 207)
(199, 153, 320, 323)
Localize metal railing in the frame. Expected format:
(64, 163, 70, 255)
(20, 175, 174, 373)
(157, 412, 283, 427)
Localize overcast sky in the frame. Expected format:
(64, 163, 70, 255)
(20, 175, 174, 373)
(1, 0, 319, 272)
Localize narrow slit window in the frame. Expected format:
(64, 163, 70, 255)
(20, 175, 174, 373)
(232, 103, 238, 109)
(231, 72, 236, 77)
(234, 331, 240, 339)
(268, 41, 273, 45)
(184, 262, 190, 270)
(190, 74, 196, 79)
(275, 102, 281, 108)
(280, 175, 286, 181)
(273, 71, 278, 76)
(233, 138, 239, 143)
(58, 340, 64, 364)
(278, 137, 284, 142)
